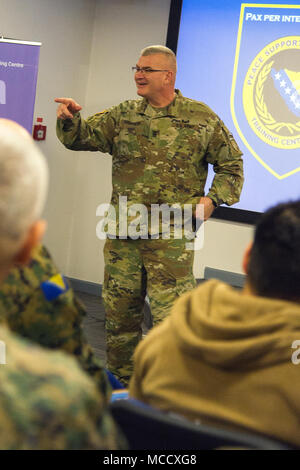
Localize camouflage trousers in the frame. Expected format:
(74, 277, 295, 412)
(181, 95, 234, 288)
(102, 237, 196, 386)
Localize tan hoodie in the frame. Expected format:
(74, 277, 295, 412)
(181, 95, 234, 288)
(130, 280, 300, 447)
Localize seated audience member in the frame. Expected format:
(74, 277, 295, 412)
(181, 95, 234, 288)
(0, 243, 110, 401)
(0, 119, 121, 449)
(130, 201, 300, 447)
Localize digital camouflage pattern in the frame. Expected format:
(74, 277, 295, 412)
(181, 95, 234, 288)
(103, 236, 196, 385)
(56, 89, 244, 232)
(0, 244, 110, 401)
(56, 89, 243, 385)
(0, 324, 122, 449)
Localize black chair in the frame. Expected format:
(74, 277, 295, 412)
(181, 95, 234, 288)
(110, 399, 292, 450)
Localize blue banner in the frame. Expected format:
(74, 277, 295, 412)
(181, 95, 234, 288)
(0, 39, 41, 133)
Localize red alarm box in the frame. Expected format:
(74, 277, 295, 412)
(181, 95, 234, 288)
(33, 117, 47, 141)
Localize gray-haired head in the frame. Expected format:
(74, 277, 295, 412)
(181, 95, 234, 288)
(140, 45, 177, 73)
(0, 119, 48, 262)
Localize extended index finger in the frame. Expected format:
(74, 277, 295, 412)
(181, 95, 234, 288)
(54, 97, 71, 104)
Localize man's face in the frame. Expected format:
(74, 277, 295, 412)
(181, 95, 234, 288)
(134, 54, 171, 100)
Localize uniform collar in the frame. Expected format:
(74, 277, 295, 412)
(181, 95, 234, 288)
(138, 89, 183, 117)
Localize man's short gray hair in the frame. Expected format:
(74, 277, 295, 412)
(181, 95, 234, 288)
(140, 45, 177, 73)
(0, 122, 48, 260)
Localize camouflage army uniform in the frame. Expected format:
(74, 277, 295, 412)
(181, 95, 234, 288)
(0, 244, 110, 401)
(0, 324, 123, 449)
(57, 89, 244, 385)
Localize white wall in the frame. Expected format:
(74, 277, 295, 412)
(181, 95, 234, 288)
(1, 0, 254, 282)
(0, 0, 97, 272)
(194, 219, 253, 278)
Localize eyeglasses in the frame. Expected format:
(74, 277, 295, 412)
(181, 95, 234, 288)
(131, 66, 169, 74)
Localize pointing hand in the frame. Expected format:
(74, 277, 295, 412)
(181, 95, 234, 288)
(55, 97, 82, 120)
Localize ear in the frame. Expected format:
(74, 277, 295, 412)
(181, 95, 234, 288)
(13, 220, 47, 265)
(165, 70, 174, 85)
(242, 242, 253, 275)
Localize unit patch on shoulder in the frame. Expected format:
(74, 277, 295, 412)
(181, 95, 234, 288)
(41, 274, 69, 301)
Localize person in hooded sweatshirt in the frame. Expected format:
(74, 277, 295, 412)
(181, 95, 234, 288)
(129, 200, 300, 448)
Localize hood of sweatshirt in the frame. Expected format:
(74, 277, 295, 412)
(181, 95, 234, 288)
(170, 280, 300, 370)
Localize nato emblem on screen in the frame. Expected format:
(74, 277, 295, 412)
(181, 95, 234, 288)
(0, 80, 6, 105)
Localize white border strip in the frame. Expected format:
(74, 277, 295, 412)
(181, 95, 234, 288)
(0, 38, 41, 46)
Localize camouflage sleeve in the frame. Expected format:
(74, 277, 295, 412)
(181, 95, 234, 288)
(205, 119, 244, 206)
(0, 244, 111, 402)
(0, 326, 125, 450)
(56, 107, 118, 154)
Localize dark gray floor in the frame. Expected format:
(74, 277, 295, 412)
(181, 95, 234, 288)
(77, 291, 107, 362)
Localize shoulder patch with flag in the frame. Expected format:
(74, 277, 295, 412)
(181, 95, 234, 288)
(41, 274, 69, 301)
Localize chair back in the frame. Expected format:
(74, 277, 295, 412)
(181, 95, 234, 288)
(110, 399, 292, 450)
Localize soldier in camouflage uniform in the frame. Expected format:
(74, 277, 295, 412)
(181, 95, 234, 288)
(0, 324, 121, 449)
(0, 243, 110, 401)
(56, 45, 244, 385)
(0, 119, 122, 449)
